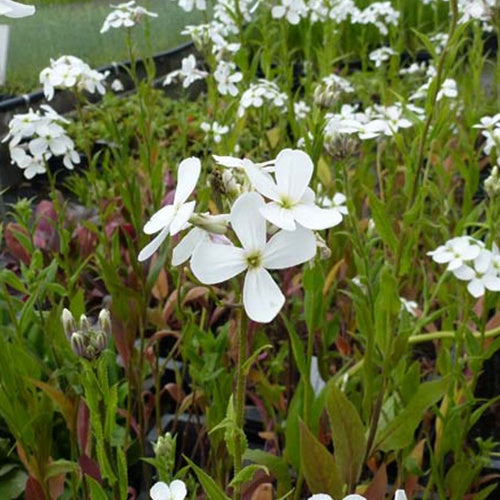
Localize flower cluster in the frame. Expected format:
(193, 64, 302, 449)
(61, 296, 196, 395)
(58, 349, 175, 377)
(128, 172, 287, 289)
(62, 308, 111, 360)
(0, 0, 34, 17)
(238, 79, 288, 117)
(324, 102, 421, 142)
(200, 121, 229, 143)
(4, 105, 80, 179)
(428, 236, 500, 298)
(100, 1, 158, 34)
(139, 149, 347, 323)
(272, 0, 308, 25)
(351, 1, 400, 35)
(173, 0, 206, 12)
(39, 55, 108, 101)
(473, 114, 500, 155)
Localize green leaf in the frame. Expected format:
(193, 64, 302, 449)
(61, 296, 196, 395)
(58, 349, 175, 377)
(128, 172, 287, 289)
(44, 459, 80, 480)
(299, 420, 343, 499)
(243, 449, 291, 497)
(303, 264, 325, 334)
(325, 381, 366, 489)
(375, 378, 448, 452)
(184, 457, 230, 500)
(86, 476, 108, 500)
(242, 344, 272, 375)
(374, 264, 401, 353)
(283, 382, 304, 471)
(229, 464, 269, 488)
(366, 190, 398, 253)
(0, 467, 28, 499)
(281, 314, 308, 379)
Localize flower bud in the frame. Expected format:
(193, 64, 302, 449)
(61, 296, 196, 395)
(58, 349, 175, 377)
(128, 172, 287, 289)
(314, 83, 338, 109)
(62, 308, 76, 340)
(190, 213, 229, 235)
(315, 233, 332, 260)
(70, 332, 87, 357)
(79, 314, 90, 333)
(324, 132, 360, 160)
(93, 330, 109, 353)
(98, 309, 112, 337)
(485, 165, 500, 198)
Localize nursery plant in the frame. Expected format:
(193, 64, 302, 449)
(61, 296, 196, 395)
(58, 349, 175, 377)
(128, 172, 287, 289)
(1, 0, 500, 499)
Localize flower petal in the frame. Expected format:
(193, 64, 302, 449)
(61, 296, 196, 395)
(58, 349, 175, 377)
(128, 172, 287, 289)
(169, 479, 187, 500)
(243, 268, 285, 323)
(260, 202, 296, 231)
(172, 227, 205, 266)
(144, 204, 175, 235)
(244, 161, 280, 201)
(292, 203, 342, 230)
(452, 265, 475, 281)
(263, 226, 316, 269)
(170, 201, 196, 236)
(149, 481, 170, 500)
(231, 192, 266, 251)
(394, 490, 407, 500)
(467, 279, 484, 298)
(138, 227, 169, 262)
(191, 242, 246, 284)
(173, 157, 201, 205)
(483, 273, 500, 292)
(275, 149, 313, 202)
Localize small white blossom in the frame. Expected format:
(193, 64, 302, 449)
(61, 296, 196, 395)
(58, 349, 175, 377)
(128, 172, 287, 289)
(164, 55, 208, 88)
(150, 480, 187, 500)
(100, 1, 157, 34)
(200, 121, 230, 143)
(213, 60, 243, 96)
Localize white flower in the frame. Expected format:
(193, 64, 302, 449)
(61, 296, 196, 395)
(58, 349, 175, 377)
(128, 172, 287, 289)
(271, 0, 307, 25)
(308, 489, 407, 500)
(0, 0, 34, 17)
(100, 1, 157, 34)
(190, 192, 316, 323)
(164, 55, 208, 88)
(427, 236, 482, 272)
(294, 100, 310, 120)
(400, 297, 418, 317)
(139, 157, 201, 261)
(213, 60, 243, 96)
(453, 250, 500, 298)
(436, 78, 458, 100)
(200, 121, 229, 143)
(238, 80, 287, 117)
(5, 106, 79, 179)
(176, 0, 206, 12)
(244, 149, 344, 231)
(369, 46, 396, 68)
(150, 479, 187, 500)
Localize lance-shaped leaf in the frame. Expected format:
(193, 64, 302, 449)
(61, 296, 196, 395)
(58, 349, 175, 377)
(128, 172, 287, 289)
(299, 420, 343, 499)
(325, 382, 366, 489)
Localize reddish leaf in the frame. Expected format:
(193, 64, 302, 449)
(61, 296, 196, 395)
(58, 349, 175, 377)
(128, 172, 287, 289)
(25, 476, 45, 500)
(77, 400, 90, 455)
(5, 223, 31, 265)
(33, 200, 59, 252)
(48, 473, 65, 499)
(79, 454, 102, 483)
(152, 268, 169, 300)
(364, 463, 388, 500)
(164, 383, 185, 404)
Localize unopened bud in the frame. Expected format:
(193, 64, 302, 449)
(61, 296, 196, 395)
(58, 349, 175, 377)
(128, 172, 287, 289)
(190, 213, 229, 235)
(314, 83, 338, 109)
(324, 133, 360, 160)
(221, 170, 241, 197)
(93, 330, 109, 352)
(316, 233, 332, 260)
(62, 308, 76, 340)
(70, 332, 87, 357)
(485, 165, 500, 198)
(79, 314, 90, 332)
(98, 309, 112, 337)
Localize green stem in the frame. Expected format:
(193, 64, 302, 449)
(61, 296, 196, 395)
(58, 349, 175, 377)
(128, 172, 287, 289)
(233, 309, 247, 500)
